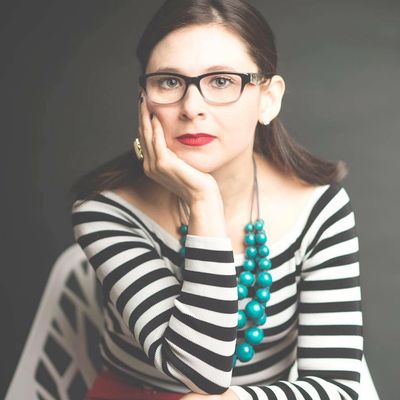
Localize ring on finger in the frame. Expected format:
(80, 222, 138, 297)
(133, 137, 144, 161)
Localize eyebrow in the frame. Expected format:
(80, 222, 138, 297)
(152, 65, 238, 73)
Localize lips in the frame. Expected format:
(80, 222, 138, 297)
(177, 133, 215, 139)
(177, 134, 216, 147)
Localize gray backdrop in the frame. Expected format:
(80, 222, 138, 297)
(1, 0, 398, 398)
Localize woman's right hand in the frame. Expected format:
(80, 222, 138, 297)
(137, 91, 221, 207)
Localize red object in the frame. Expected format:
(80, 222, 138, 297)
(85, 370, 184, 400)
(177, 133, 215, 138)
(177, 135, 215, 146)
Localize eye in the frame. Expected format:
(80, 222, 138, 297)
(211, 76, 234, 88)
(158, 77, 182, 89)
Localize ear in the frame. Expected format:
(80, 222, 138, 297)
(258, 75, 286, 124)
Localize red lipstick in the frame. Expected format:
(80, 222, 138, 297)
(177, 133, 216, 147)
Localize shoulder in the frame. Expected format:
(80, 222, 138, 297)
(112, 176, 168, 212)
(71, 173, 154, 216)
(70, 187, 157, 248)
(311, 182, 354, 217)
(303, 182, 358, 249)
(112, 184, 146, 210)
(70, 186, 144, 226)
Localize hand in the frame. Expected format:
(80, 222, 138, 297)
(137, 91, 220, 206)
(179, 388, 240, 400)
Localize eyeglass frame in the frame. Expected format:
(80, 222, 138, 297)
(138, 71, 274, 105)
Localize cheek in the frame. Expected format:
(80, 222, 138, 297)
(220, 105, 258, 146)
(159, 116, 177, 147)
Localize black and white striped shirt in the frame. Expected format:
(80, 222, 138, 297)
(71, 182, 363, 399)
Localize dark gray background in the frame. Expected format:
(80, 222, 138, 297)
(1, 0, 398, 398)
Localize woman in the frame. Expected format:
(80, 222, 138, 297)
(70, 0, 363, 399)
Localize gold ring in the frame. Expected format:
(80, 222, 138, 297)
(133, 137, 144, 161)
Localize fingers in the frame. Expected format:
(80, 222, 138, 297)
(150, 111, 171, 167)
(139, 91, 172, 173)
(137, 91, 149, 163)
(137, 91, 155, 170)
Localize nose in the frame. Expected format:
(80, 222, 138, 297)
(179, 82, 207, 119)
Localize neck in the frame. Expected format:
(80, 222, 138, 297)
(146, 149, 275, 226)
(211, 148, 257, 223)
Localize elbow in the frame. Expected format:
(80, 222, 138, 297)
(186, 371, 233, 395)
(160, 337, 235, 394)
(189, 383, 232, 396)
(171, 363, 233, 395)
(212, 385, 232, 396)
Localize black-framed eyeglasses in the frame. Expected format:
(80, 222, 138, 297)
(138, 71, 274, 105)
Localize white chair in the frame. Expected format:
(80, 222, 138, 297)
(6, 243, 380, 399)
(5, 244, 105, 400)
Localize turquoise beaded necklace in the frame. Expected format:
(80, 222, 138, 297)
(177, 156, 273, 368)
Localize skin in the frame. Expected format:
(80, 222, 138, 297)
(137, 23, 286, 399)
(139, 23, 286, 212)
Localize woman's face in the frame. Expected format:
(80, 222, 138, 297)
(144, 24, 274, 173)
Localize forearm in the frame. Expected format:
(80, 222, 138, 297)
(72, 193, 238, 394)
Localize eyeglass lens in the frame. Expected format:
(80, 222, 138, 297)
(145, 73, 243, 104)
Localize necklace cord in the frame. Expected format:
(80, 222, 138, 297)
(250, 155, 260, 221)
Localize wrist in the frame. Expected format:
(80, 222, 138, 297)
(189, 187, 222, 208)
(188, 196, 227, 237)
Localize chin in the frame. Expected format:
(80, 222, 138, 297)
(174, 150, 217, 173)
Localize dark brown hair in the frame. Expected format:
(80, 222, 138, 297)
(67, 0, 347, 206)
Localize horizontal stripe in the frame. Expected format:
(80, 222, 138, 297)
(299, 300, 362, 313)
(185, 247, 234, 263)
(298, 347, 363, 359)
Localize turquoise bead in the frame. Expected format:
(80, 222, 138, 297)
(255, 312, 267, 326)
(255, 287, 271, 303)
(258, 245, 270, 257)
(258, 258, 272, 270)
(245, 223, 254, 232)
(245, 327, 264, 345)
(236, 342, 254, 362)
(245, 246, 258, 258)
(254, 219, 264, 231)
(239, 271, 255, 287)
(245, 300, 264, 319)
(257, 271, 273, 287)
(179, 235, 186, 245)
(238, 310, 247, 329)
(237, 284, 248, 300)
(243, 258, 256, 271)
(256, 232, 267, 244)
(244, 233, 256, 245)
(179, 247, 186, 257)
(179, 224, 188, 234)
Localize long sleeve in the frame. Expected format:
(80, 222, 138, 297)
(71, 193, 238, 394)
(230, 184, 364, 400)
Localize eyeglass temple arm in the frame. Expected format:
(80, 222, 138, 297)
(249, 72, 273, 85)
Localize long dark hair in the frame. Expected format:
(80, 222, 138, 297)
(67, 0, 347, 206)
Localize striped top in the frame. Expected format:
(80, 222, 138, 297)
(71, 182, 364, 399)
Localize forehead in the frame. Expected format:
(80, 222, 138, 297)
(146, 24, 256, 74)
